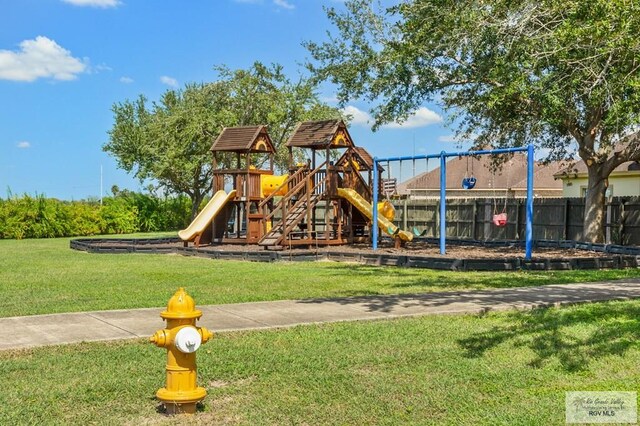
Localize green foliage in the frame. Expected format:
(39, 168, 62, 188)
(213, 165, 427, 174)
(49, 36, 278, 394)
(109, 190, 192, 232)
(308, 0, 640, 154)
(0, 192, 191, 239)
(67, 201, 103, 236)
(212, 62, 344, 170)
(99, 197, 138, 235)
(307, 0, 640, 242)
(104, 62, 342, 219)
(0, 194, 70, 239)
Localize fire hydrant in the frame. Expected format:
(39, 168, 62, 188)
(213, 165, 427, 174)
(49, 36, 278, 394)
(150, 287, 213, 414)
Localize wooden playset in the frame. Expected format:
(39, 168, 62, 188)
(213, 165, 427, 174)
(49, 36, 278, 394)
(180, 119, 412, 249)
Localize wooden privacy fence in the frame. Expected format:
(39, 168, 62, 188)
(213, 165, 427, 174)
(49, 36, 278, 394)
(390, 197, 640, 246)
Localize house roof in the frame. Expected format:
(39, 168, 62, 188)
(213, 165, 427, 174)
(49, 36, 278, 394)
(286, 119, 353, 149)
(554, 160, 640, 178)
(398, 155, 564, 192)
(211, 125, 275, 153)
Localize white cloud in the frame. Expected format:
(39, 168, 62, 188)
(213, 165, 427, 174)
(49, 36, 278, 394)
(160, 75, 178, 87)
(273, 0, 294, 9)
(438, 133, 478, 143)
(119, 76, 134, 84)
(438, 134, 459, 143)
(16, 141, 31, 149)
(382, 107, 442, 129)
(342, 105, 371, 126)
(0, 36, 87, 82)
(320, 95, 339, 103)
(90, 63, 112, 73)
(61, 0, 120, 7)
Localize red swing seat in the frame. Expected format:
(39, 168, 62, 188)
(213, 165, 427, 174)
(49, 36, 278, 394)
(492, 213, 508, 227)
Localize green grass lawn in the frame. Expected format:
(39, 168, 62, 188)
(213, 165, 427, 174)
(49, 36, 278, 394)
(1, 299, 639, 425)
(1, 235, 639, 317)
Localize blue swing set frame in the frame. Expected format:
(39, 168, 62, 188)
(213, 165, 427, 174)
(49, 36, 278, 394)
(372, 144, 535, 260)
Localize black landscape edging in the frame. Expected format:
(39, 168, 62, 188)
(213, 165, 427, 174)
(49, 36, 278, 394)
(69, 238, 640, 271)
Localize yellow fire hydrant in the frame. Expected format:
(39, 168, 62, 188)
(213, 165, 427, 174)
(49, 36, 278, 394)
(150, 287, 213, 414)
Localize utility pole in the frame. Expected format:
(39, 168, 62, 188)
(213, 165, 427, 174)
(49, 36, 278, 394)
(100, 164, 103, 206)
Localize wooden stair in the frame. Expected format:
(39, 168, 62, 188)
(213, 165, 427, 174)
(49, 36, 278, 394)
(259, 194, 321, 247)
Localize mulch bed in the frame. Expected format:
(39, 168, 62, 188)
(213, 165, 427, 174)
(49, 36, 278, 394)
(70, 237, 640, 271)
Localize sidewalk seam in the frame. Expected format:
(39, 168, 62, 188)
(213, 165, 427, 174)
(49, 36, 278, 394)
(85, 313, 142, 338)
(212, 306, 273, 327)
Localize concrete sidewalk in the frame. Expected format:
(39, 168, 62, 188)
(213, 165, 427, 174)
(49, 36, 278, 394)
(2, 278, 640, 351)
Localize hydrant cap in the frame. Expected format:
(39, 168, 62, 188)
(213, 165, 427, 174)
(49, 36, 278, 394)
(174, 326, 202, 353)
(160, 287, 202, 320)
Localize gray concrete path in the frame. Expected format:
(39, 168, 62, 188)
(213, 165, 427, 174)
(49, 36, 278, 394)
(2, 278, 640, 351)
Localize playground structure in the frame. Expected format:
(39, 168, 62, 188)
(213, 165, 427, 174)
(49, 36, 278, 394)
(178, 119, 534, 257)
(180, 120, 412, 250)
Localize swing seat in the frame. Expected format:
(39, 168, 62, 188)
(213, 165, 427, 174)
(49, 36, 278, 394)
(492, 213, 508, 227)
(462, 176, 477, 189)
(413, 227, 427, 237)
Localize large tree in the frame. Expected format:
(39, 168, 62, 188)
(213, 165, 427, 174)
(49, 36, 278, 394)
(306, 0, 640, 243)
(105, 62, 340, 219)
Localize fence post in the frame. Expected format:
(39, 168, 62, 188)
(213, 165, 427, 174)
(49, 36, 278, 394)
(605, 197, 612, 244)
(483, 199, 492, 240)
(620, 199, 626, 245)
(403, 198, 408, 231)
(563, 198, 569, 240)
(514, 199, 520, 240)
(472, 199, 477, 240)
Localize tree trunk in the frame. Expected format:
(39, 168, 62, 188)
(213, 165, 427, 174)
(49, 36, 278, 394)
(582, 164, 607, 243)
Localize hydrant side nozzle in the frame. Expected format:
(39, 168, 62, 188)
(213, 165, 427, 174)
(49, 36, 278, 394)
(199, 326, 214, 344)
(150, 329, 169, 348)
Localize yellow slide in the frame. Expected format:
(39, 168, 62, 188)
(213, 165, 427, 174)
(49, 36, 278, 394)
(178, 190, 236, 242)
(337, 188, 413, 242)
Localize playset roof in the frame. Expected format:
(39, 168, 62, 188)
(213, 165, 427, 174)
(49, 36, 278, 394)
(211, 125, 275, 153)
(286, 119, 353, 149)
(336, 146, 383, 171)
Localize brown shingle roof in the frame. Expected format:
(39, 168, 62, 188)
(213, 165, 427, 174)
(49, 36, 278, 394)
(286, 119, 353, 149)
(335, 146, 381, 171)
(554, 160, 639, 177)
(354, 147, 375, 169)
(398, 156, 564, 192)
(211, 125, 275, 153)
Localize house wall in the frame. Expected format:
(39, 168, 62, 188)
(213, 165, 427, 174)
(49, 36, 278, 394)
(611, 173, 640, 196)
(562, 178, 585, 197)
(562, 172, 640, 197)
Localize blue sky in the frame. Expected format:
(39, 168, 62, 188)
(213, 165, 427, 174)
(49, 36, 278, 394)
(0, 0, 458, 200)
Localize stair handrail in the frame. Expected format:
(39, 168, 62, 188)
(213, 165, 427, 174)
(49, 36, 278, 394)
(278, 176, 329, 239)
(263, 161, 327, 223)
(261, 162, 328, 239)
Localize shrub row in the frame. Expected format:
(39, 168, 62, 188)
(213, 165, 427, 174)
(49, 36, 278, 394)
(0, 192, 192, 239)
